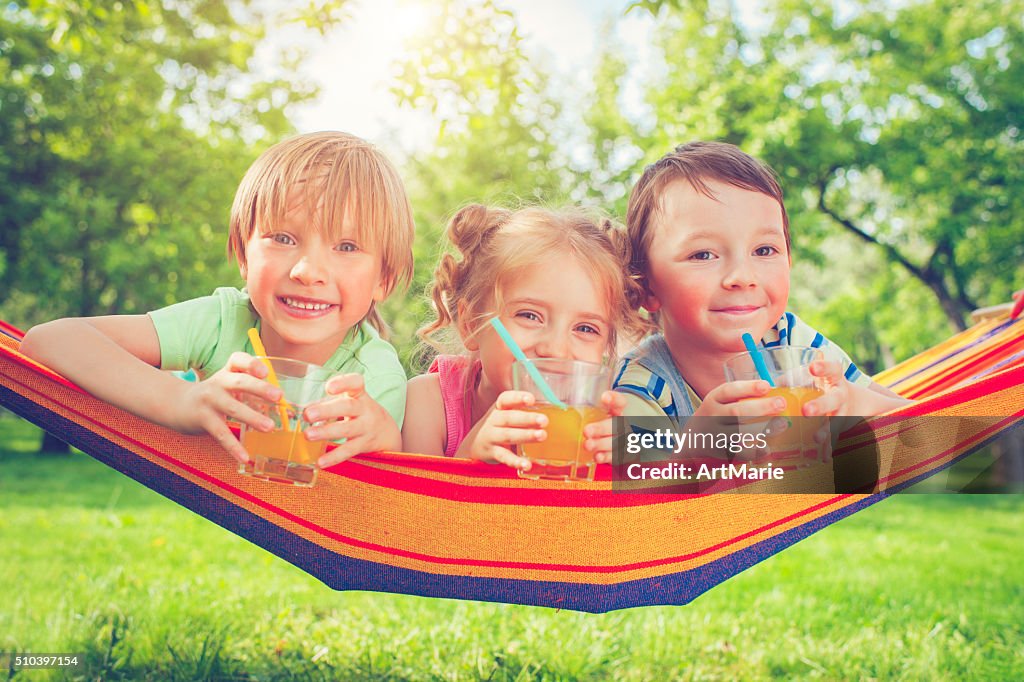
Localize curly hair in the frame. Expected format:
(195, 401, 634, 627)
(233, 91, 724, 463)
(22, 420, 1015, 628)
(419, 204, 651, 359)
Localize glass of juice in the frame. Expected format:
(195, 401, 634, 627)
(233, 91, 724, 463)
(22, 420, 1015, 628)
(237, 357, 333, 487)
(512, 358, 610, 482)
(723, 345, 827, 468)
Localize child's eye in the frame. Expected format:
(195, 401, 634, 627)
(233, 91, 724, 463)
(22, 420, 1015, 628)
(335, 241, 359, 253)
(575, 323, 603, 336)
(515, 311, 542, 323)
(689, 250, 715, 261)
(754, 245, 780, 257)
(268, 233, 296, 245)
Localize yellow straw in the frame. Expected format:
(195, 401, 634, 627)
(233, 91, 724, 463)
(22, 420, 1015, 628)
(247, 328, 292, 428)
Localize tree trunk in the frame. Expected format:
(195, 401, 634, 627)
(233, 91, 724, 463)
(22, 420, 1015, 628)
(920, 272, 971, 332)
(39, 430, 70, 455)
(817, 185, 973, 330)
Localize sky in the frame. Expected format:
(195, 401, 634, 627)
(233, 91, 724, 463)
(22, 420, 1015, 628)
(285, 0, 652, 152)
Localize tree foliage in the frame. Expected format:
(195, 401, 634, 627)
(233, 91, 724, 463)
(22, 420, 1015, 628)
(588, 0, 1022, 361)
(0, 0, 347, 324)
(385, 0, 576, 369)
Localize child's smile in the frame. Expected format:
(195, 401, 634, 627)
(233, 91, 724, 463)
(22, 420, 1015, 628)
(276, 294, 338, 317)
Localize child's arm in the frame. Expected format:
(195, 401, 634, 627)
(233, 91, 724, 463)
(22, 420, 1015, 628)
(455, 390, 546, 470)
(20, 316, 282, 463)
(400, 373, 448, 456)
(804, 360, 912, 417)
(305, 373, 402, 467)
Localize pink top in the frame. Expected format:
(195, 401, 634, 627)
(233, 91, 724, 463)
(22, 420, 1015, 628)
(428, 354, 480, 458)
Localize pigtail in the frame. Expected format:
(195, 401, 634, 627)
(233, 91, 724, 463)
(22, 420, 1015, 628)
(599, 217, 657, 345)
(417, 204, 510, 349)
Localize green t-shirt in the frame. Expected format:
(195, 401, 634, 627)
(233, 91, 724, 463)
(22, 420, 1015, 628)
(148, 287, 407, 427)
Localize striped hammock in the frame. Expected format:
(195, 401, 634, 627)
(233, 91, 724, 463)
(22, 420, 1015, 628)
(1, 314, 1021, 613)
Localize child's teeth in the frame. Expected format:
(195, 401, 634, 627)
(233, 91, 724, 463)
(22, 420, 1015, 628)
(285, 298, 330, 310)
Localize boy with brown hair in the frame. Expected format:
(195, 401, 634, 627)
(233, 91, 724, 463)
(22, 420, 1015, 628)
(614, 141, 908, 420)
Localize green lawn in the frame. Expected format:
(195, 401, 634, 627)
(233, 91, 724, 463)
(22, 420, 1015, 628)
(1, 415, 1022, 681)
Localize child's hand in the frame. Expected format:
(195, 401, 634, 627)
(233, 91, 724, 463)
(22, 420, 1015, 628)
(804, 359, 911, 418)
(174, 352, 282, 464)
(463, 390, 547, 471)
(694, 380, 787, 418)
(304, 373, 402, 468)
(583, 390, 627, 464)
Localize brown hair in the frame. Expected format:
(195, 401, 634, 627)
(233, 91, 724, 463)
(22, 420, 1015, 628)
(419, 204, 651, 358)
(227, 131, 415, 336)
(626, 141, 789, 290)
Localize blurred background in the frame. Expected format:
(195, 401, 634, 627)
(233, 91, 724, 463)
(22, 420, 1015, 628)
(2, 0, 1021, 376)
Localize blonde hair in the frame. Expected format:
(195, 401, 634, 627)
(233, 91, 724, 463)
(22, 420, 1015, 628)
(419, 204, 651, 358)
(227, 131, 415, 335)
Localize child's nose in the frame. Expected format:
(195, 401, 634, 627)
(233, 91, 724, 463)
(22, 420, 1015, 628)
(722, 258, 757, 288)
(534, 330, 571, 359)
(289, 254, 328, 285)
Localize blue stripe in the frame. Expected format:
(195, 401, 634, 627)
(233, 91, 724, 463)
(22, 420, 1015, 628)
(810, 332, 824, 348)
(845, 364, 862, 381)
(614, 384, 655, 400)
(647, 375, 666, 399)
(664, 399, 678, 418)
(612, 361, 630, 388)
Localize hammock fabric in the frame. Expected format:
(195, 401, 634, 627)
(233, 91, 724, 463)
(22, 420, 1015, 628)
(1, 317, 1021, 613)
(876, 313, 1024, 398)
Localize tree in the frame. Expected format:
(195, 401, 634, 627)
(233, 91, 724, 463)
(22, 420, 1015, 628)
(0, 1, 350, 325)
(0, 0, 350, 452)
(386, 0, 576, 371)
(585, 0, 1023, 363)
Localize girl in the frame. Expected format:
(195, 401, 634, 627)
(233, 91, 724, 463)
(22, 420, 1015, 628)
(402, 204, 649, 470)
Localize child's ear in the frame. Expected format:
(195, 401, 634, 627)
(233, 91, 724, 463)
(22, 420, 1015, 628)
(642, 290, 662, 314)
(456, 301, 480, 352)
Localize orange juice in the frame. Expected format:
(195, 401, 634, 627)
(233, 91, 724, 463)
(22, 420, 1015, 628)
(520, 405, 607, 481)
(240, 427, 326, 486)
(759, 385, 825, 467)
(767, 385, 824, 416)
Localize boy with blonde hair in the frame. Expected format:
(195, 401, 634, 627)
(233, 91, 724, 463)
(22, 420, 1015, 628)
(22, 131, 415, 465)
(615, 141, 908, 420)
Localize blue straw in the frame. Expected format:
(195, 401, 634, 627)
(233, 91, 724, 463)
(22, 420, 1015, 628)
(489, 318, 568, 409)
(741, 333, 776, 388)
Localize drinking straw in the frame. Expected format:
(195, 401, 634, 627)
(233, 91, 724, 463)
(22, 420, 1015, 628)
(489, 317, 568, 409)
(247, 327, 292, 427)
(741, 333, 776, 388)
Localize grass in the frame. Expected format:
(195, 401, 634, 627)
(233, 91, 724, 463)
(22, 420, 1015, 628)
(1, 415, 1022, 680)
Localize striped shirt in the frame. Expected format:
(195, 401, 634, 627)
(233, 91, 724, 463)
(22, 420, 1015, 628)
(613, 312, 871, 421)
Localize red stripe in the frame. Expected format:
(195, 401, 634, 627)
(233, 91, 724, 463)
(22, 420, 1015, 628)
(891, 316, 1024, 389)
(870, 412, 1022, 489)
(0, 320, 25, 340)
(904, 338, 1024, 398)
(896, 364, 1024, 414)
